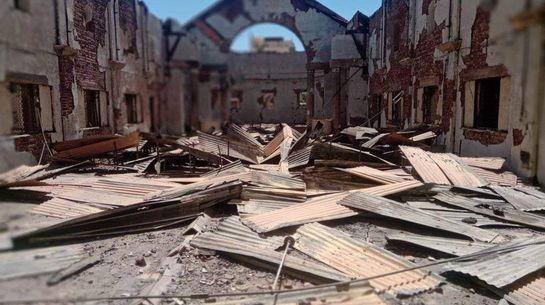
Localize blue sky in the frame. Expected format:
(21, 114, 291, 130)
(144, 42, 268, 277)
(147, 0, 382, 52)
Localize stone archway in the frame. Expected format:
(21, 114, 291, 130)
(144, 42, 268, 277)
(167, 0, 349, 131)
(181, 0, 347, 65)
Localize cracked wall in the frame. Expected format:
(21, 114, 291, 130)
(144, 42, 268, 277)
(168, 0, 349, 131)
(367, 0, 545, 180)
(0, 0, 174, 168)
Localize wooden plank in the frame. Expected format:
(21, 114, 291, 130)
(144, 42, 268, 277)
(52, 132, 140, 161)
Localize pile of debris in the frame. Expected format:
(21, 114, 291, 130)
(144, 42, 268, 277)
(0, 123, 544, 305)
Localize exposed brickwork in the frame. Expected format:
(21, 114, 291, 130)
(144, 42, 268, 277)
(57, 54, 76, 116)
(73, 0, 108, 88)
(368, 2, 412, 126)
(441, 79, 456, 133)
(462, 7, 491, 71)
(119, 0, 138, 55)
(463, 128, 507, 146)
(414, 22, 445, 87)
(58, 0, 109, 118)
(14, 134, 52, 160)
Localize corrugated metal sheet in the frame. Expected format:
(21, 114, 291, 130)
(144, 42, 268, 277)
(249, 171, 306, 190)
(243, 180, 424, 233)
(201, 160, 249, 178)
(505, 275, 545, 305)
(198, 131, 260, 164)
(148, 172, 250, 201)
(294, 223, 443, 297)
(287, 146, 312, 169)
(461, 157, 506, 171)
(340, 193, 499, 242)
(410, 131, 437, 142)
(434, 193, 545, 230)
(227, 124, 264, 152)
(190, 217, 350, 284)
(469, 166, 518, 187)
(241, 186, 307, 202)
(421, 210, 521, 228)
(336, 166, 408, 185)
(489, 186, 545, 212)
(262, 124, 295, 157)
(0, 245, 86, 280)
(428, 154, 488, 187)
(405, 201, 522, 228)
(399, 146, 451, 185)
(445, 238, 545, 288)
(30, 175, 182, 217)
(517, 187, 545, 200)
(234, 199, 297, 216)
(386, 233, 492, 256)
(200, 216, 283, 249)
(31, 198, 105, 219)
(214, 281, 386, 305)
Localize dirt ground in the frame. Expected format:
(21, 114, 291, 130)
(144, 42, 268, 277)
(0, 202, 504, 305)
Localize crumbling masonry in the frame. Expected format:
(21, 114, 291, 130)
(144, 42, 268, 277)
(1, 0, 544, 182)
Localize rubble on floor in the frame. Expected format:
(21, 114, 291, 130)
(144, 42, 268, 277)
(0, 122, 544, 305)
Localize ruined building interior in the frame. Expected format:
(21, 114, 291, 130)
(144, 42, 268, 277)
(1, 0, 545, 304)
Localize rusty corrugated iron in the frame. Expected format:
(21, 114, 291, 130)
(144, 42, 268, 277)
(386, 232, 493, 257)
(190, 217, 351, 284)
(400, 146, 450, 185)
(445, 238, 545, 288)
(340, 192, 499, 242)
(294, 223, 444, 297)
(505, 275, 545, 305)
(243, 180, 424, 233)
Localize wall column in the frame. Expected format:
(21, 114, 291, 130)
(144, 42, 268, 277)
(190, 68, 200, 131)
(306, 69, 315, 125)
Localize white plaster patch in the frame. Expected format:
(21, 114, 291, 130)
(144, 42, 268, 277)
(434, 0, 450, 26)
(459, 1, 479, 51)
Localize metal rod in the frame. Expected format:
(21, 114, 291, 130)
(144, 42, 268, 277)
(272, 237, 295, 291)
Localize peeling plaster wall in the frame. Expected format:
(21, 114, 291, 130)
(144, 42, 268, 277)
(59, 0, 170, 138)
(455, 0, 544, 178)
(0, 1, 62, 166)
(366, 0, 545, 179)
(0, 0, 175, 168)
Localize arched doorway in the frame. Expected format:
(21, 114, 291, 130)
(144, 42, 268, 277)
(166, 0, 348, 131)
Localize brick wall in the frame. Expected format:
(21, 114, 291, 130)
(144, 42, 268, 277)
(119, 0, 138, 55)
(367, 1, 413, 126)
(73, 0, 108, 89)
(14, 134, 53, 160)
(57, 0, 109, 118)
(58, 54, 76, 116)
